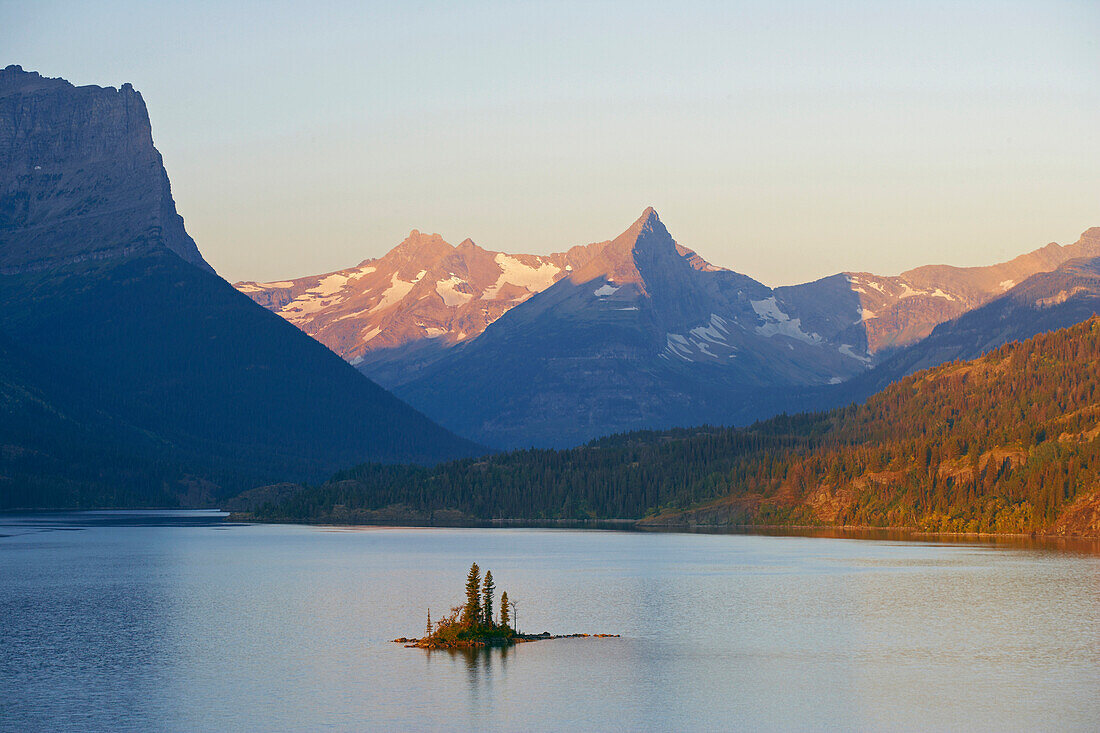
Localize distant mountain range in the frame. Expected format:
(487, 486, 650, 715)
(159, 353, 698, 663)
(239, 209, 1100, 447)
(237, 230, 606, 385)
(0, 65, 480, 508)
(833, 254, 1100, 406)
(249, 317, 1100, 538)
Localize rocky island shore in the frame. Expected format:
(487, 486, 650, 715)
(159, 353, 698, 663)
(392, 631, 620, 649)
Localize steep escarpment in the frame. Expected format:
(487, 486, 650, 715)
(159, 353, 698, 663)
(0, 65, 210, 273)
(0, 67, 482, 508)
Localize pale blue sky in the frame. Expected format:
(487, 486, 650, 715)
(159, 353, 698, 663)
(5, 0, 1098, 284)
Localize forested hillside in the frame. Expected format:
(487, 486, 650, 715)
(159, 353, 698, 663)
(252, 318, 1100, 536)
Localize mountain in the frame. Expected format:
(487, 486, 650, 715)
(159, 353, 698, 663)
(238, 201, 1100, 448)
(391, 211, 1100, 447)
(0, 66, 480, 508)
(250, 318, 1100, 538)
(235, 231, 605, 386)
(834, 250, 1100, 404)
(644, 316, 1100, 536)
(392, 208, 878, 447)
(0, 67, 211, 274)
(779, 227, 1100, 357)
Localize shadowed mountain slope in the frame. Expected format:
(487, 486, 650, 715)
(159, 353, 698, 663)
(392, 209, 866, 447)
(0, 66, 481, 508)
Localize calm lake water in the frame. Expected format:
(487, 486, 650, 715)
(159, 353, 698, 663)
(1, 512, 1098, 732)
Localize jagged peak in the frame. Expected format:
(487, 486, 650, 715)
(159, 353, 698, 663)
(611, 206, 675, 255)
(397, 229, 451, 248)
(382, 230, 457, 268)
(625, 207, 660, 236)
(567, 208, 677, 286)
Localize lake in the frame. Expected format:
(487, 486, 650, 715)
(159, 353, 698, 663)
(1, 511, 1098, 731)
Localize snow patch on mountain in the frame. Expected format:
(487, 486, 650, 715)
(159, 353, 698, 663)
(897, 283, 959, 302)
(838, 344, 872, 363)
(662, 314, 739, 363)
(482, 254, 561, 300)
(751, 298, 822, 344)
(312, 272, 353, 296)
(594, 284, 620, 297)
(689, 314, 731, 344)
(665, 334, 695, 361)
(436, 275, 474, 307)
(373, 274, 418, 313)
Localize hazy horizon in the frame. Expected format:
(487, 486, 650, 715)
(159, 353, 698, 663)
(5, 0, 1098, 286)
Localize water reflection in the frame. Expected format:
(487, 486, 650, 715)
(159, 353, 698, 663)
(421, 644, 513, 690)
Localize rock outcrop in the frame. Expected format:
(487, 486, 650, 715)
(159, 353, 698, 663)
(0, 65, 211, 273)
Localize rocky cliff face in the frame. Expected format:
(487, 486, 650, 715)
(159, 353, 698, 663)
(0, 65, 211, 274)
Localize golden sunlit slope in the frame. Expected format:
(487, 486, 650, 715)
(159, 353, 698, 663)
(649, 316, 1100, 536)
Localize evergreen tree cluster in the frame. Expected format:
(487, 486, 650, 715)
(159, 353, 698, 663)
(426, 563, 515, 644)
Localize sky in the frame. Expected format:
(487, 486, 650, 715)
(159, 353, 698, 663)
(4, 0, 1099, 285)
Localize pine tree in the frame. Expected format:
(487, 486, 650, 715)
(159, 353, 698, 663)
(426, 608, 432, 639)
(500, 591, 510, 628)
(482, 570, 495, 628)
(463, 563, 481, 627)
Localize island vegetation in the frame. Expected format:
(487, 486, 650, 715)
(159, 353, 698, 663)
(394, 563, 617, 649)
(412, 563, 516, 648)
(251, 318, 1100, 537)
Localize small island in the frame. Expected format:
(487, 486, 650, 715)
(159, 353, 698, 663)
(393, 563, 619, 649)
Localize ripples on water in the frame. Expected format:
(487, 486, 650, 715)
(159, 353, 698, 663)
(1, 511, 1098, 731)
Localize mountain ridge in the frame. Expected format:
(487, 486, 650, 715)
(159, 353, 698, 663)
(235, 204, 1099, 447)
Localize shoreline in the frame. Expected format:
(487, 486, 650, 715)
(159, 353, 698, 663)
(225, 512, 1100, 543)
